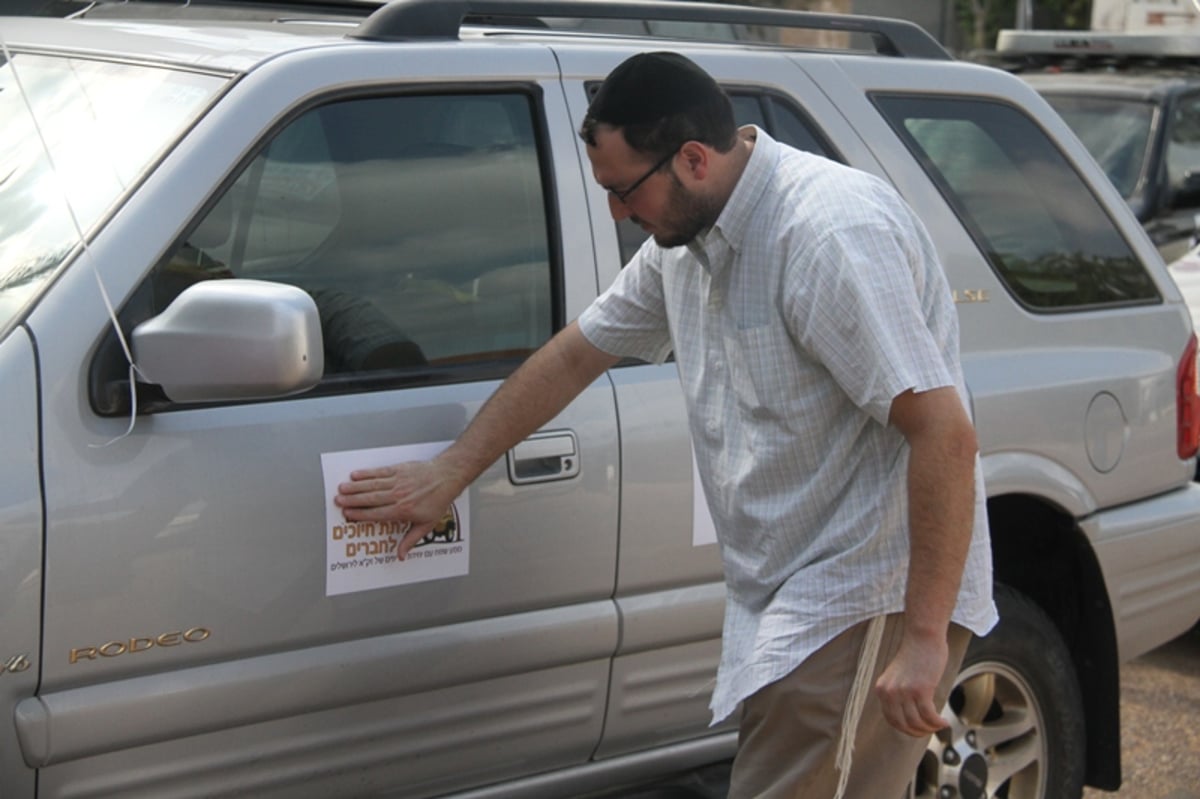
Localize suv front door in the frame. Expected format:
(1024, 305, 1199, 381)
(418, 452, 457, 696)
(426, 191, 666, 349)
(24, 47, 620, 799)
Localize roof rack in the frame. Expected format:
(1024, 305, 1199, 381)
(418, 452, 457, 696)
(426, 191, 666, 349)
(64, 0, 384, 12)
(996, 29, 1200, 59)
(348, 0, 952, 60)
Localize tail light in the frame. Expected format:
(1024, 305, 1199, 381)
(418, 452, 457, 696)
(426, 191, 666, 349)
(1177, 333, 1200, 460)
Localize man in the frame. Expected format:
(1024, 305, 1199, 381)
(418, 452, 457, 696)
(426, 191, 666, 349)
(336, 52, 998, 798)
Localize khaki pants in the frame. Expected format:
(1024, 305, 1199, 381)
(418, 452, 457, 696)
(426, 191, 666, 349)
(728, 615, 971, 799)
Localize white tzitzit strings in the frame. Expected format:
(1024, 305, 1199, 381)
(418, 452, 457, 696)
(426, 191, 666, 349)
(833, 614, 886, 799)
(0, 30, 144, 445)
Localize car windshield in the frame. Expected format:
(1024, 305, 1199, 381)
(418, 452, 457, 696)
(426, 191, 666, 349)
(1041, 93, 1155, 199)
(0, 52, 224, 335)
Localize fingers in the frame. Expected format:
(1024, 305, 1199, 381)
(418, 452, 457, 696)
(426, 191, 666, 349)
(915, 696, 950, 733)
(899, 696, 949, 737)
(871, 628, 953, 737)
(335, 464, 407, 510)
(875, 659, 949, 737)
(347, 465, 394, 481)
(397, 522, 436, 560)
(334, 484, 397, 512)
(332, 460, 455, 545)
(876, 684, 947, 737)
(336, 473, 394, 497)
(337, 500, 402, 520)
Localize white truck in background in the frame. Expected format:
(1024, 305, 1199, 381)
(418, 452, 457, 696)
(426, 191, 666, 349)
(1091, 0, 1200, 31)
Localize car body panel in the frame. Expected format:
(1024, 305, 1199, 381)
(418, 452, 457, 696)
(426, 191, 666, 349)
(1, 17, 330, 73)
(1084, 482, 1200, 662)
(0, 329, 42, 799)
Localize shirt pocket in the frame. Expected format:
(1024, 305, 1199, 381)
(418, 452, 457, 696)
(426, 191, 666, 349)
(727, 324, 801, 423)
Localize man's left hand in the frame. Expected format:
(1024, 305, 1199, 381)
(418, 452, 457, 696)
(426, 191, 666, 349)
(874, 630, 950, 737)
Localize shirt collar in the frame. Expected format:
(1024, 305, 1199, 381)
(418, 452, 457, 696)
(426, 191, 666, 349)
(718, 125, 776, 247)
(686, 125, 777, 269)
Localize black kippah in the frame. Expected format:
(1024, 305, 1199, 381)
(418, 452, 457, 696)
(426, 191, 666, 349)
(588, 51, 723, 126)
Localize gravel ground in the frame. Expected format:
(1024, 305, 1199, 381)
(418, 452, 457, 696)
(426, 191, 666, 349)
(1084, 623, 1200, 799)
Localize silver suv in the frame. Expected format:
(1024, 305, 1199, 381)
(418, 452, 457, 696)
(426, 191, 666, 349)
(2, 2, 1199, 798)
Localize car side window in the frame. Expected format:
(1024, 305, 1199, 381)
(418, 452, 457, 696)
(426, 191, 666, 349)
(874, 94, 1159, 310)
(144, 91, 554, 384)
(730, 92, 836, 159)
(1040, 92, 1154, 200)
(1166, 92, 1200, 209)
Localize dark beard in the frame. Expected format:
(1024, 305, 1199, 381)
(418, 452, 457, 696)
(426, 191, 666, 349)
(653, 175, 721, 248)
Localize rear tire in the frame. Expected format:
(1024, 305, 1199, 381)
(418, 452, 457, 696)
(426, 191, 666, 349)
(909, 585, 1086, 799)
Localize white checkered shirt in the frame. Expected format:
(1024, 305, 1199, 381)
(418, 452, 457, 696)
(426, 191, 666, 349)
(578, 127, 998, 723)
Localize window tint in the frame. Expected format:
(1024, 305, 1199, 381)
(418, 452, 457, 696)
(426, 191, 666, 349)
(731, 93, 834, 158)
(1166, 92, 1200, 208)
(874, 94, 1158, 310)
(1041, 93, 1153, 200)
(0, 54, 222, 337)
(145, 92, 554, 384)
(613, 90, 837, 265)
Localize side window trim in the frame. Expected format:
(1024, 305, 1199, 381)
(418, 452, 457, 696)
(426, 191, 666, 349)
(94, 83, 565, 416)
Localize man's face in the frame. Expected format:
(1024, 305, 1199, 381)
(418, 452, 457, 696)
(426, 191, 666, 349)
(587, 125, 719, 248)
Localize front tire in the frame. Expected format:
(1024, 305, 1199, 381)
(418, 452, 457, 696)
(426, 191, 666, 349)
(910, 585, 1086, 799)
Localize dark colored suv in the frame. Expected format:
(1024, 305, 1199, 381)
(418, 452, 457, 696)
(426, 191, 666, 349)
(997, 29, 1200, 262)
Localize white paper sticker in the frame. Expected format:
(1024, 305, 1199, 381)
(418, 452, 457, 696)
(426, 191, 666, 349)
(322, 441, 469, 596)
(692, 447, 717, 547)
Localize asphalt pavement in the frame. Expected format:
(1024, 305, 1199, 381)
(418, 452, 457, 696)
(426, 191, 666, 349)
(1084, 623, 1200, 799)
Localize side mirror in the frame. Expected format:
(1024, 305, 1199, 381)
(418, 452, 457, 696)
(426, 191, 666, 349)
(1170, 170, 1200, 210)
(132, 279, 324, 403)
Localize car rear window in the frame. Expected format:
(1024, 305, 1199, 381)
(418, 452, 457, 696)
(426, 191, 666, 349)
(874, 93, 1160, 311)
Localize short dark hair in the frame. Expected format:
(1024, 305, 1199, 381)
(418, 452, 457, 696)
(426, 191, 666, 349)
(580, 51, 738, 159)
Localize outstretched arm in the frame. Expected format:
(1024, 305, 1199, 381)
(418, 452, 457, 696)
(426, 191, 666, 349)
(874, 385, 978, 736)
(335, 321, 620, 557)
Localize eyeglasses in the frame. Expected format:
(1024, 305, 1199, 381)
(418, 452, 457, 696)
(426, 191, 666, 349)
(609, 148, 678, 204)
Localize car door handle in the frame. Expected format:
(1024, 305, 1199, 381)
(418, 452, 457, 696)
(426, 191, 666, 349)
(506, 431, 580, 485)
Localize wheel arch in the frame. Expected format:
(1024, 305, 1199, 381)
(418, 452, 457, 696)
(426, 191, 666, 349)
(986, 493, 1121, 791)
